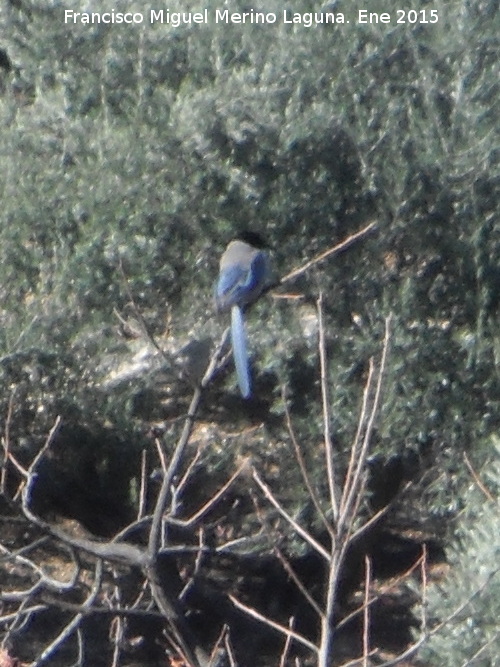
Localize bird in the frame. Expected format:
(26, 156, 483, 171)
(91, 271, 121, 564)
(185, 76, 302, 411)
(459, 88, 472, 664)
(215, 232, 270, 398)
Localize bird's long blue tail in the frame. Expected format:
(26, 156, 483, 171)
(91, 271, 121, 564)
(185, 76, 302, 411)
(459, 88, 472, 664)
(231, 305, 251, 398)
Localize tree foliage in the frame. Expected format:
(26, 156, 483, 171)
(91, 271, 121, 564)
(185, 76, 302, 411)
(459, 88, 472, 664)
(421, 439, 500, 665)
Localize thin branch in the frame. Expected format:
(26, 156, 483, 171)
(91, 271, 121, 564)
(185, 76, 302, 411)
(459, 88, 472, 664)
(72, 628, 84, 667)
(143, 345, 224, 667)
(430, 566, 500, 637)
(171, 462, 247, 529)
(280, 222, 377, 284)
(338, 652, 378, 667)
(75, 329, 220, 667)
(279, 616, 296, 667)
(283, 386, 333, 537)
(0, 605, 46, 624)
(372, 635, 427, 667)
(32, 597, 168, 619)
(318, 318, 391, 667)
(340, 315, 392, 530)
(155, 436, 169, 474)
(148, 392, 201, 555)
(229, 594, 318, 654)
(22, 468, 148, 567)
(252, 468, 330, 561)
(463, 452, 495, 502)
(348, 503, 390, 545)
(179, 527, 206, 603)
(460, 631, 500, 667)
(118, 259, 172, 363)
(1, 596, 39, 644)
(317, 291, 339, 523)
(224, 628, 238, 667)
(171, 442, 204, 513)
(137, 448, 148, 520)
(362, 556, 371, 667)
(335, 551, 425, 633)
(420, 544, 428, 636)
(273, 547, 324, 618)
(109, 568, 126, 667)
(0, 542, 79, 596)
(30, 416, 62, 475)
(147, 328, 230, 559)
(0, 536, 49, 563)
(208, 624, 228, 667)
(339, 361, 374, 515)
(373, 566, 500, 667)
(31, 559, 103, 667)
(0, 389, 16, 495)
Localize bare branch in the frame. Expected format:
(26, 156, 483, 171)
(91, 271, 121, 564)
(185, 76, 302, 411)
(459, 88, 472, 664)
(171, 461, 247, 529)
(179, 528, 206, 603)
(108, 566, 126, 667)
(317, 291, 339, 524)
(252, 468, 330, 561)
(137, 448, 148, 521)
(273, 547, 323, 618)
(147, 328, 230, 560)
(339, 315, 392, 532)
(372, 635, 427, 667)
(29, 416, 62, 476)
(463, 451, 495, 502)
(0, 389, 16, 495)
(207, 624, 228, 667)
(118, 258, 172, 364)
(229, 594, 318, 654)
(339, 360, 374, 516)
(333, 550, 424, 634)
(420, 544, 428, 636)
(318, 547, 345, 667)
(280, 222, 377, 285)
(348, 504, 390, 545)
(0, 541, 79, 597)
(21, 472, 148, 567)
(74, 627, 84, 667)
(31, 558, 103, 667)
(0, 605, 46, 625)
(283, 386, 333, 538)
(362, 556, 372, 667)
(279, 616, 296, 667)
(224, 628, 238, 667)
(460, 631, 500, 667)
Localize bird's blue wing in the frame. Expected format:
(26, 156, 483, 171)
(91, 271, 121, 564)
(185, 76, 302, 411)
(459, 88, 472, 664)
(216, 264, 247, 308)
(248, 251, 269, 294)
(216, 251, 268, 310)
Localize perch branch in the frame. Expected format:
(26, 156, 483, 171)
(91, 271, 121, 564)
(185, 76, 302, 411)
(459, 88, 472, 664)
(280, 221, 377, 284)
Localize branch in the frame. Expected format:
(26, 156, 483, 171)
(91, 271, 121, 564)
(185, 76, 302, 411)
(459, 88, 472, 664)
(339, 315, 392, 533)
(317, 292, 339, 523)
(280, 221, 377, 285)
(228, 594, 318, 654)
(463, 452, 495, 502)
(282, 386, 333, 537)
(252, 468, 330, 561)
(147, 328, 230, 559)
(0, 389, 16, 495)
(170, 462, 247, 529)
(362, 556, 372, 667)
(31, 559, 103, 667)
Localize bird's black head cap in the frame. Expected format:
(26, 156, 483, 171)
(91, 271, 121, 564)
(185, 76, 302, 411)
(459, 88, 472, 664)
(236, 230, 268, 249)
